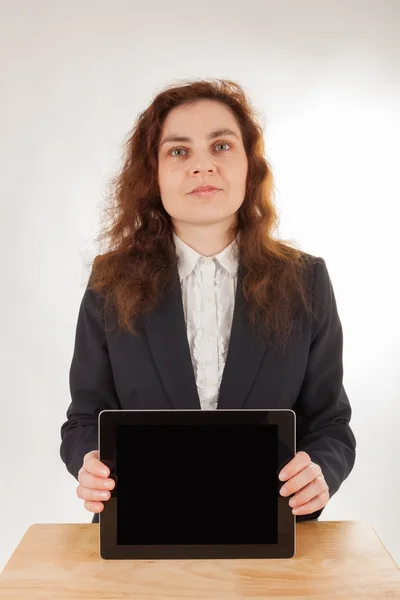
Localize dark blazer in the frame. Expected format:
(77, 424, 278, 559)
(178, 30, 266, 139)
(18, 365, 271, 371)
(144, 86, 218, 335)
(60, 255, 356, 525)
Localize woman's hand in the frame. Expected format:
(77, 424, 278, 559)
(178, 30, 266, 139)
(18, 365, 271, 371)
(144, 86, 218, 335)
(278, 451, 330, 515)
(76, 450, 115, 514)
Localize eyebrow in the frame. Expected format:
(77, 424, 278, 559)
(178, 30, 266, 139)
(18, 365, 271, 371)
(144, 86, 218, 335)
(159, 127, 239, 148)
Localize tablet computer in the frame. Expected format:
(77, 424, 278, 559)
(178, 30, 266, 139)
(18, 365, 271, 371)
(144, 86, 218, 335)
(98, 409, 296, 560)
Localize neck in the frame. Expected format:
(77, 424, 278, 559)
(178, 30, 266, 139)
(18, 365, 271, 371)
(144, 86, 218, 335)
(173, 218, 237, 257)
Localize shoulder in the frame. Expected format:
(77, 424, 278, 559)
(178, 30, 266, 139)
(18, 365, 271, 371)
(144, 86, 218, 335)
(295, 252, 334, 326)
(297, 251, 328, 288)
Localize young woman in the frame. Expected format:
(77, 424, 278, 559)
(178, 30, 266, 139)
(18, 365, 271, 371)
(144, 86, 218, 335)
(60, 79, 356, 525)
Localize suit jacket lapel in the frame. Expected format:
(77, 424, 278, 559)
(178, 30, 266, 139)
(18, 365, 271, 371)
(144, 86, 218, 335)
(143, 263, 268, 410)
(143, 269, 201, 410)
(217, 262, 268, 409)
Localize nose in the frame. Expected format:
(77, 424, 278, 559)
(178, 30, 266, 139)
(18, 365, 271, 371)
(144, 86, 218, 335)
(190, 155, 217, 176)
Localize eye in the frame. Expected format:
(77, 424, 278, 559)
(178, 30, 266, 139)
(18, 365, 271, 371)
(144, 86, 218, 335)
(215, 142, 231, 152)
(170, 147, 186, 157)
(169, 141, 232, 157)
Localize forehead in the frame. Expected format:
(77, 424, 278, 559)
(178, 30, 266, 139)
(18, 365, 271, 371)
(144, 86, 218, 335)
(160, 100, 240, 136)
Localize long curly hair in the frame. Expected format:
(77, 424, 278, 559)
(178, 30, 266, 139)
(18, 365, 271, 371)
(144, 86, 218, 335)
(87, 78, 316, 348)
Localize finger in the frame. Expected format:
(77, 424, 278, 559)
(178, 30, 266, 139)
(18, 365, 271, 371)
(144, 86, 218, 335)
(279, 451, 310, 481)
(84, 452, 109, 478)
(291, 490, 329, 515)
(84, 500, 105, 513)
(83, 449, 99, 467)
(288, 475, 327, 508)
(280, 461, 321, 496)
(78, 469, 115, 491)
(77, 484, 111, 502)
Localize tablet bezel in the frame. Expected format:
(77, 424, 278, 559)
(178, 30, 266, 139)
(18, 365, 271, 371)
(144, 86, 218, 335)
(98, 409, 296, 560)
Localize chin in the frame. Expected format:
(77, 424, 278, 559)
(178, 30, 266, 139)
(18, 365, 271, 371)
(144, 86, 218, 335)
(185, 209, 231, 221)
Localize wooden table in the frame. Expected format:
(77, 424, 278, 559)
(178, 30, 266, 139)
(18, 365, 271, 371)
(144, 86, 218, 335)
(0, 521, 399, 599)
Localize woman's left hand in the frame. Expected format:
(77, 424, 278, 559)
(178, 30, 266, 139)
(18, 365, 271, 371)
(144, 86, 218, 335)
(278, 451, 330, 515)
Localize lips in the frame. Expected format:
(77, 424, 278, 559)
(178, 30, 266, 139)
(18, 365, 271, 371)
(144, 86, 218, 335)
(190, 185, 219, 194)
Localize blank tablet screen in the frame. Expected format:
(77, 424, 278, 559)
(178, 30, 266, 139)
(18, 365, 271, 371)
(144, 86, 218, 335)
(116, 423, 278, 546)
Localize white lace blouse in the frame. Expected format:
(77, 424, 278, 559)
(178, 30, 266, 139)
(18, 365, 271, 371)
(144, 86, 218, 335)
(173, 232, 239, 410)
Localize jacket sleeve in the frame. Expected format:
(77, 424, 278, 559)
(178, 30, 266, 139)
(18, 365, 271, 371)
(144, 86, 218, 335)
(293, 257, 356, 522)
(60, 285, 121, 481)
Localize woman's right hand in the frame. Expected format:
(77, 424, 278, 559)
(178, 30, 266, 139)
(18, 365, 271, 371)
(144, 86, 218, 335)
(77, 449, 115, 513)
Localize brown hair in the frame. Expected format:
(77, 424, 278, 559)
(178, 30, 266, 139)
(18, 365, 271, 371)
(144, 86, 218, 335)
(87, 78, 316, 348)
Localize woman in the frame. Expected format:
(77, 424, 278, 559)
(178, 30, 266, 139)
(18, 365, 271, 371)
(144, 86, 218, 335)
(60, 79, 356, 525)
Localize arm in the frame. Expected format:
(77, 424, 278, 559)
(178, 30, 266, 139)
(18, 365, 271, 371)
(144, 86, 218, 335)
(60, 285, 121, 481)
(294, 257, 356, 521)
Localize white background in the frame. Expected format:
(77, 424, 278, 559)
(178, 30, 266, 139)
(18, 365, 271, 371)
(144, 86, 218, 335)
(1, 0, 399, 572)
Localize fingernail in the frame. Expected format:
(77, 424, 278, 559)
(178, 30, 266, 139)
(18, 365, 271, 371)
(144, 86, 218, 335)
(279, 472, 287, 481)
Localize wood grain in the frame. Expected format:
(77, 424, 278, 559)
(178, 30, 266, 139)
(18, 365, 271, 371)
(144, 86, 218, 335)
(0, 521, 399, 599)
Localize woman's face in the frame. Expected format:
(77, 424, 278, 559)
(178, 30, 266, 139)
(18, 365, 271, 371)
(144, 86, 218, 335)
(157, 99, 248, 230)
